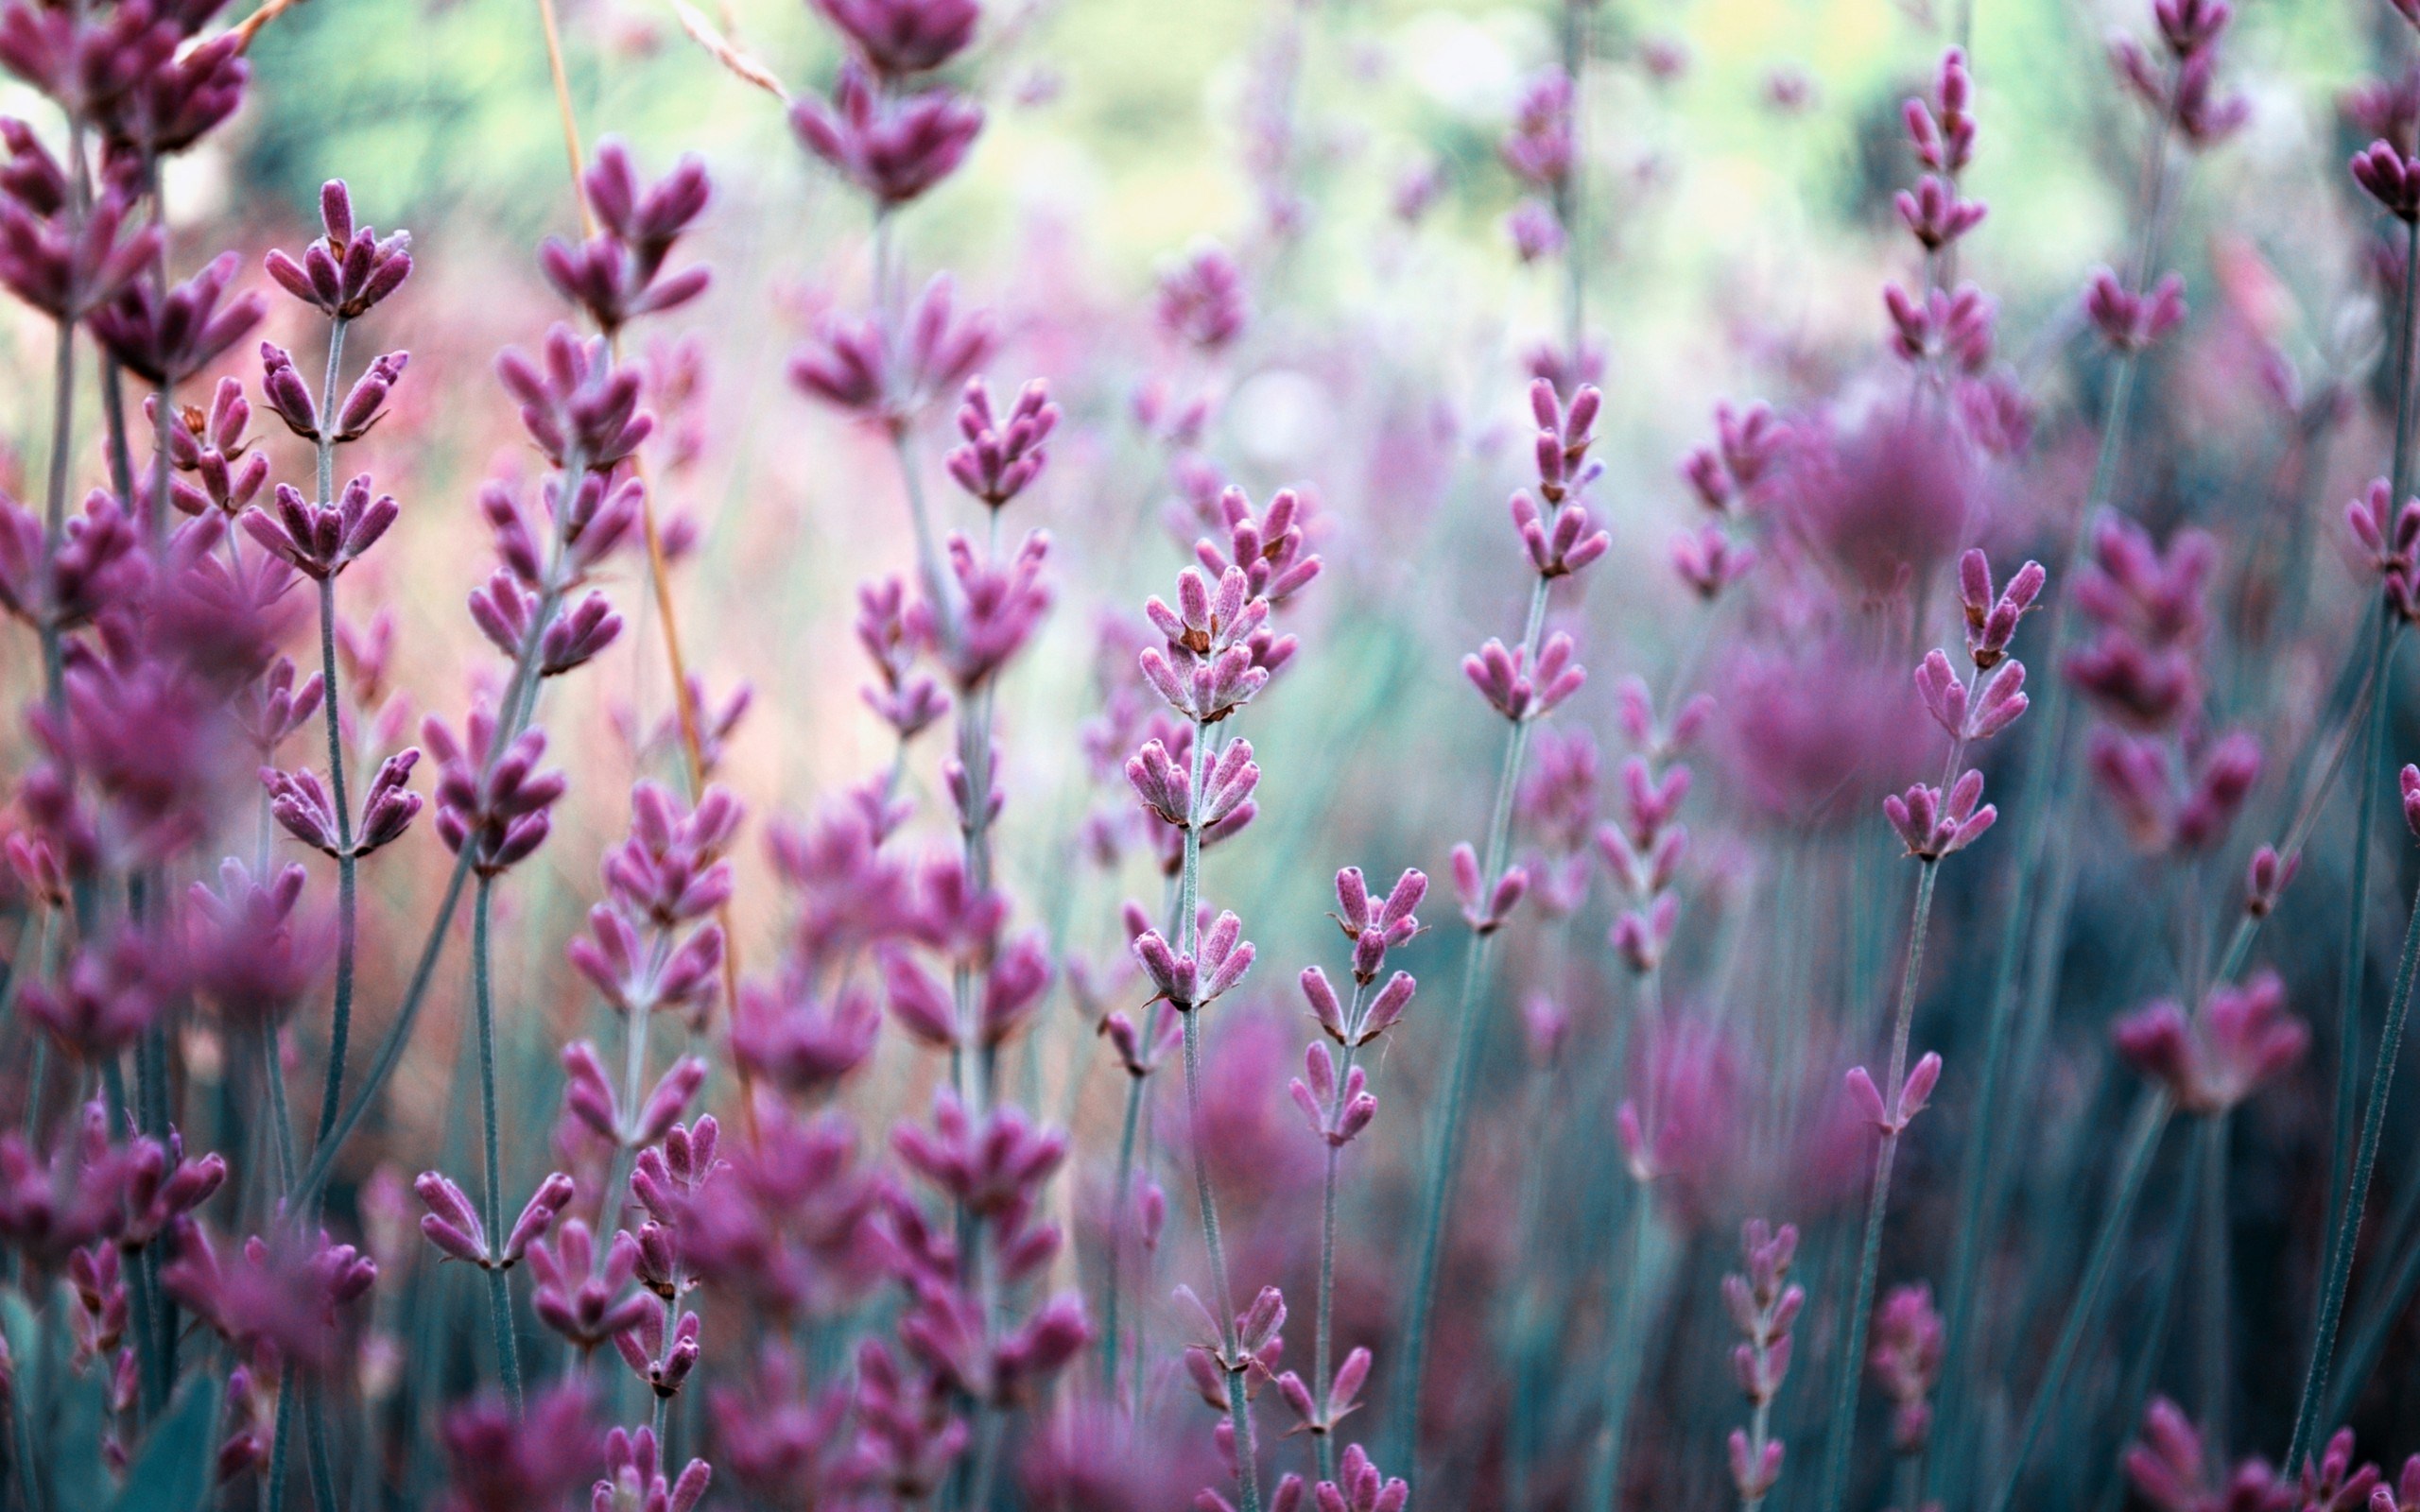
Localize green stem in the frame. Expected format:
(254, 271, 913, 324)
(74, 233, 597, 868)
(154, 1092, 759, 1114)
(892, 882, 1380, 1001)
(2195, 1110, 2231, 1456)
(1980, 1092, 2172, 1512)
(36, 315, 75, 713)
(1171, 716, 1260, 1512)
(2284, 834, 2420, 1472)
(1311, 1026, 1361, 1487)
(1393, 576, 1553, 1486)
(473, 877, 524, 1408)
(1098, 1073, 1144, 1398)
(1816, 860, 1940, 1512)
(1584, 1194, 1657, 1512)
(1934, 94, 2184, 1498)
(2089, 1120, 2204, 1512)
(291, 547, 570, 1212)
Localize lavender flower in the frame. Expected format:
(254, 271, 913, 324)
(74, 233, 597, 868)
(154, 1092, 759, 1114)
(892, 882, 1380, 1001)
(790, 61, 983, 207)
(265, 180, 413, 319)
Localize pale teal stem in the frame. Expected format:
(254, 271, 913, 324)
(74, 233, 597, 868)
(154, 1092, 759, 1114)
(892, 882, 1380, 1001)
(1816, 859, 1940, 1512)
(1980, 1092, 2173, 1512)
(2285, 836, 2420, 1472)
(1584, 1193, 1656, 1512)
(1174, 713, 1262, 1512)
(312, 319, 359, 1152)
(473, 876, 524, 1408)
(1098, 1072, 1144, 1396)
(290, 506, 577, 1211)
(1393, 573, 1553, 1486)
(36, 315, 75, 713)
(1312, 1010, 1362, 1487)
(2288, 208, 2420, 1480)
(1933, 99, 2182, 1499)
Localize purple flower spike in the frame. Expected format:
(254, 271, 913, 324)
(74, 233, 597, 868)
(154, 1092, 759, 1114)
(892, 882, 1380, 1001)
(789, 60, 983, 207)
(1510, 490, 1612, 579)
(1198, 486, 1322, 605)
(790, 275, 994, 427)
(1450, 842, 1528, 935)
(1463, 632, 1586, 722)
(1311, 1444, 1409, 1512)
(1893, 173, 1987, 251)
(1959, 550, 2047, 670)
(1288, 1041, 1376, 1147)
(1883, 770, 1996, 861)
(945, 377, 1058, 509)
(495, 326, 654, 472)
(1845, 1052, 1943, 1135)
(542, 139, 713, 334)
(89, 250, 265, 387)
(2123, 1399, 2295, 1512)
(2113, 971, 2308, 1113)
(527, 1220, 652, 1351)
(0, 146, 162, 318)
(1131, 911, 1254, 1012)
(2084, 269, 2188, 352)
(814, 0, 978, 76)
(264, 180, 412, 320)
(1871, 1281, 1946, 1455)
(241, 473, 399, 580)
(1500, 71, 1576, 190)
(1155, 244, 1249, 352)
(1905, 49, 1976, 174)
(425, 710, 567, 878)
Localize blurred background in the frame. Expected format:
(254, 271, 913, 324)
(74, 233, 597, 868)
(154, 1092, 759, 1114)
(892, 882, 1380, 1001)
(5, 0, 2418, 1503)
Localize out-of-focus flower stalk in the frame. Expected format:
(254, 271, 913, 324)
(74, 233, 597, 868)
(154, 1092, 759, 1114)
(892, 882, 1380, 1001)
(36, 305, 72, 710)
(1813, 860, 1938, 1512)
(1979, 1090, 2175, 1512)
(1553, 0, 1588, 365)
(1933, 49, 2195, 1488)
(1098, 1058, 1146, 1401)
(1392, 573, 1547, 1476)
(2288, 757, 2420, 1470)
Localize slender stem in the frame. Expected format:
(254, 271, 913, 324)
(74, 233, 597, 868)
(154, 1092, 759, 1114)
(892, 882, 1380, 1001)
(1394, 576, 1553, 1485)
(1980, 1092, 2173, 1512)
(1554, 0, 1587, 367)
(1933, 103, 2185, 1498)
(472, 877, 525, 1408)
(532, 0, 593, 225)
(889, 428, 959, 650)
(36, 316, 76, 713)
(1173, 717, 1260, 1512)
(1816, 859, 1940, 1512)
(2195, 1110, 2231, 1455)
(313, 569, 358, 1149)
(1316, 1138, 1342, 1485)
(1311, 1018, 1361, 1487)
(2284, 841, 2420, 1472)
(2090, 1122, 2204, 1512)
(264, 1026, 296, 1195)
(302, 1389, 338, 1512)
(1584, 1194, 1656, 1512)
(267, 1366, 295, 1512)
(291, 546, 570, 1211)
(1098, 1071, 1144, 1396)
(2290, 212, 2420, 1477)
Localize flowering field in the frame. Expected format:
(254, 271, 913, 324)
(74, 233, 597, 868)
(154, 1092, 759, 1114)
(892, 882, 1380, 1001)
(4, 0, 2420, 1508)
